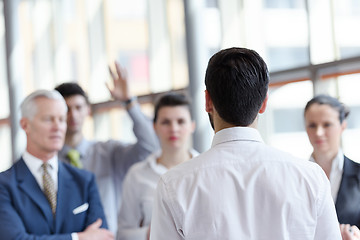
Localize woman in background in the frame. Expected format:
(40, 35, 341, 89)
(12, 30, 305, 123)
(117, 93, 198, 240)
(304, 94, 360, 237)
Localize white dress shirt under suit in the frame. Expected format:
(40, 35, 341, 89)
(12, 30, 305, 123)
(23, 151, 59, 192)
(117, 149, 199, 240)
(310, 149, 344, 202)
(58, 104, 160, 235)
(150, 127, 341, 240)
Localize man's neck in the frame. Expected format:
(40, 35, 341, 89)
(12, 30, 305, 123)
(214, 113, 258, 133)
(65, 132, 84, 148)
(26, 148, 56, 162)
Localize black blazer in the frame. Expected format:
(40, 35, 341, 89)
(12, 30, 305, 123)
(335, 156, 360, 228)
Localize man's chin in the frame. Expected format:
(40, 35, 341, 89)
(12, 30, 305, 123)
(53, 143, 65, 150)
(46, 147, 62, 154)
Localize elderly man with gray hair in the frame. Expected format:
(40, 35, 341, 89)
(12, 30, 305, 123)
(0, 89, 113, 240)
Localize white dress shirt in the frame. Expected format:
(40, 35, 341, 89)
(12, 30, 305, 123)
(22, 151, 58, 191)
(150, 127, 341, 240)
(310, 149, 344, 202)
(117, 149, 199, 240)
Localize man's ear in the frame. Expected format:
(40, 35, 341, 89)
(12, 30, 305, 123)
(259, 93, 268, 114)
(205, 90, 213, 113)
(20, 118, 28, 132)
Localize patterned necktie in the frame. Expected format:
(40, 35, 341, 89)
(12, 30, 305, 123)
(42, 163, 57, 215)
(67, 149, 83, 168)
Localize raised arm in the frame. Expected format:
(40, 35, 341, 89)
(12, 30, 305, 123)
(108, 61, 159, 171)
(107, 61, 132, 105)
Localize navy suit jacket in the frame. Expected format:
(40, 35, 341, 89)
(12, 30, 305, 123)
(335, 156, 360, 228)
(0, 158, 107, 240)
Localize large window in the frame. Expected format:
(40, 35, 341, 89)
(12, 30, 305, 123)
(1, 0, 360, 170)
(263, 1, 309, 71)
(0, 1, 10, 172)
(334, 73, 360, 161)
(0, 0, 189, 170)
(334, 0, 360, 58)
(259, 80, 313, 159)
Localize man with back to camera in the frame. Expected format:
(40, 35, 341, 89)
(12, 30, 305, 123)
(150, 47, 342, 239)
(0, 89, 113, 240)
(55, 62, 160, 235)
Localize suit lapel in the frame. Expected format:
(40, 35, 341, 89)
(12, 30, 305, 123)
(342, 156, 360, 179)
(15, 158, 55, 231)
(336, 156, 360, 208)
(55, 161, 73, 231)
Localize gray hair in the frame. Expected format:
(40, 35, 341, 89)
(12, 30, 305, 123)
(20, 89, 67, 119)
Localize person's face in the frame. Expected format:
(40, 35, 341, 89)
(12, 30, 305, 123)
(305, 103, 346, 155)
(21, 97, 67, 157)
(154, 106, 195, 150)
(64, 95, 90, 134)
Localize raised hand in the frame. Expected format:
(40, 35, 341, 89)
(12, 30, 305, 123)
(107, 61, 132, 101)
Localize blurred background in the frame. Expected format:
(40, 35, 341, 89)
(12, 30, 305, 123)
(1, 0, 360, 172)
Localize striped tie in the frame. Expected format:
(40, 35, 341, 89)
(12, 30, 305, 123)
(42, 163, 57, 215)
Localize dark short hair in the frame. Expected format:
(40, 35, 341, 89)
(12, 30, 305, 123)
(153, 92, 191, 123)
(205, 47, 269, 126)
(55, 82, 89, 104)
(304, 94, 350, 123)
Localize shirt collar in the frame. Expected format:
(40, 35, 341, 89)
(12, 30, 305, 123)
(148, 149, 200, 175)
(309, 149, 344, 171)
(211, 127, 264, 148)
(23, 150, 59, 173)
(334, 149, 344, 171)
(148, 151, 168, 175)
(62, 139, 94, 158)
